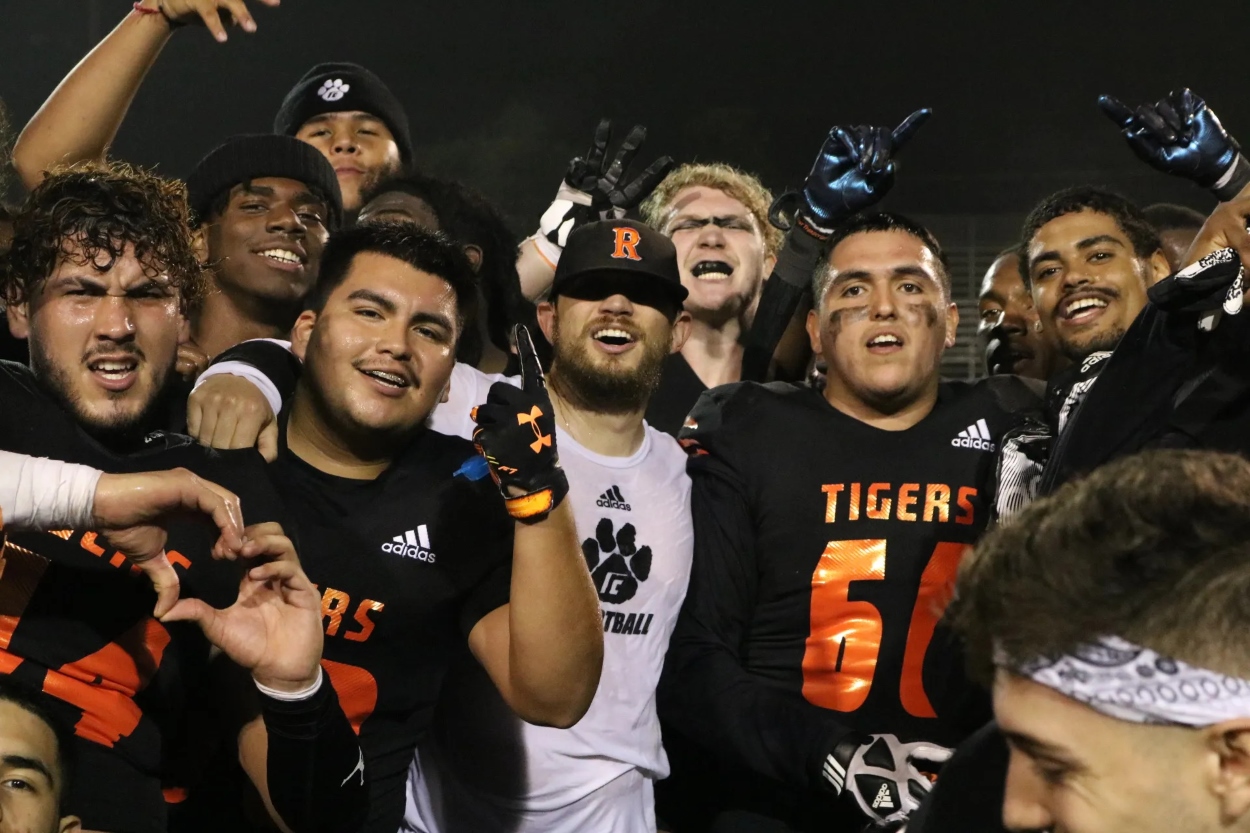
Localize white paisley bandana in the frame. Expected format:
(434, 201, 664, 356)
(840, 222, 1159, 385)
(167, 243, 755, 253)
(996, 636, 1250, 726)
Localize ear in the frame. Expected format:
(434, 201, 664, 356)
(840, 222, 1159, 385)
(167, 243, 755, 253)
(1146, 249, 1173, 286)
(945, 301, 960, 349)
(1206, 720, 1250, 821)
(6, 299, 29, 340)
(58, 814, 82, 833)
(289, 310, 318, 362)
(462, 244, 483, 273)
(536, 300, 556, 345)
(805, 308, 822, 354)
(669, 310, 693, 354)
(192, 224, 210, 265)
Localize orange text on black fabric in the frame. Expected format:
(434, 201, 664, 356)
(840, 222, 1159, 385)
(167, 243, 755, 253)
(821, 483, 977, 526)
(316, 586, 384, 643)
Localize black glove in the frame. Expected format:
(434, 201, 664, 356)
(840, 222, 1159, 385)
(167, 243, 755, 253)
(822, 734, 951, 825)
(798, 109, 931, 238)
(535, 119, 675, 262)
(1098, 88, 1250, 200)
(471, 326, 569, 523)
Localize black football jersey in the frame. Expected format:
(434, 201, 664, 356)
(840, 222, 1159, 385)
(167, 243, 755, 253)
(0, 361, 286, 833)
(660, 378, 1041, 797)
(268, 418, 514, 833)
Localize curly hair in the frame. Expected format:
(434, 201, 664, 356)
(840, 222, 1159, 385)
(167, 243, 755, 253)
(640, 162, 782, 257)
(3, 161, 205, 311)
(1018, 186, 1162, 287)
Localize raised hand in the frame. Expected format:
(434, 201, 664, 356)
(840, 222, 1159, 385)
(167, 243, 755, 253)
(162, 523, 323, 692)
(470, 326, 569, 523)
(800, 109, 931, 234)
(139, 0, 281, 42)
(539, 119, 675, 251)
(92, 468, 245, 617)
(1098, 89, 1242, 189)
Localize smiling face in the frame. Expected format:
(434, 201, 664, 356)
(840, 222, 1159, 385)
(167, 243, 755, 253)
(539, 290, 689, 415)
(0, 700, 78, 833)
(1027, 211, 1165, 362)
(204, 177, 329, 309)
(978, 254, 1058, 379)
(658, 186, 773, 327)
(291, 251, 459, 444)
(295, 111, 403, 213)
(994, 671, 1219, 833)
(8, 240, 184, 442)
(807, 230, 957, 416)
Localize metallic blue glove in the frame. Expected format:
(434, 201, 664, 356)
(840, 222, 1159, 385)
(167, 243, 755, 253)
(1099, 89, 1243, 191)
(799, 109, 931, 236)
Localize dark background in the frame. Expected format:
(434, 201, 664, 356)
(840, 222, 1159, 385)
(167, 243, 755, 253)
(2, 0, 1247, 227)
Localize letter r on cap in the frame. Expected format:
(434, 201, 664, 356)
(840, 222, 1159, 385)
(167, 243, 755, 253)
(611, 227, 642, 261)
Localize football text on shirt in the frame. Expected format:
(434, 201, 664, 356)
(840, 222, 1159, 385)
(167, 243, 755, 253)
(317, 585, 385, 643)
(821, 483, 977, 526)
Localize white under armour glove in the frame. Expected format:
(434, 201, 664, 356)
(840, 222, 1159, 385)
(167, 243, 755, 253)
(529, 118, 674, 267)
(822, 734, 952, 824)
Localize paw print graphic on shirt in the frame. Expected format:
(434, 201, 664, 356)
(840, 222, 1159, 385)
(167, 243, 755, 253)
(582, 517, 652, 604)
(317, 79, 351, 102)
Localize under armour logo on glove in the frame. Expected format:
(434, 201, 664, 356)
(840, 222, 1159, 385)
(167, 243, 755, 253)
(516, 406, 552, 453)
(471, 326, 569, 523)
(317, 79, 350, 102)
(823, 734, 951, 825)
(582, 518, 652, 604)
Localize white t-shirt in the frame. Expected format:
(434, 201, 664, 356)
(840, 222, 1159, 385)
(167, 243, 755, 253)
(427, 362, 513, 439)
(403, 379, 693, 833)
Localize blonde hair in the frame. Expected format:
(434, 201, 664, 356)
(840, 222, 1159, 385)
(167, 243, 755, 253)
(640, 163, 782, 257)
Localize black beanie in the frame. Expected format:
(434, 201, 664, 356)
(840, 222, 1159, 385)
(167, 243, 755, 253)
(273, 62, 413, 164)
(186, 134, 344, 229)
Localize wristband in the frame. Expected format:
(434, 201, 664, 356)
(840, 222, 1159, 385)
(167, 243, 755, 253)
(503, 471, 569, 524)
(255, 668, 324, 702)
(1212, 153, 1250, 202)
(194, 362, 285, 420)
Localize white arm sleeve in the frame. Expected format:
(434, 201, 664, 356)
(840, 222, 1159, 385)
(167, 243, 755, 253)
(0, 450, 102, 532)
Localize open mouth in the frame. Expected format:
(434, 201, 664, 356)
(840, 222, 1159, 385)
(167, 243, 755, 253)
(592, 326, 638, 353)
(1059, 294, 1110, 324)
(256, 248, 305, 269)
(87, 357, 139, 390)
(867, 333, 904, 352)
(690, 261, 734, 281)
(358, 368, 411, 390)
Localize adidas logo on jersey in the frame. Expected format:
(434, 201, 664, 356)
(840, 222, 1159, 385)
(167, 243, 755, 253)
(951, 418, 996, 452)
(871, 781, 895, 810)
(596, 485, 631, 511)
(381, 525, 436, 563)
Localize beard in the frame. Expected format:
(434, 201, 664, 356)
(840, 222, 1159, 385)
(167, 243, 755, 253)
(549, 317, 669, 416)
(1059, 325, 1124, 362)
(28, 339, 173, 450)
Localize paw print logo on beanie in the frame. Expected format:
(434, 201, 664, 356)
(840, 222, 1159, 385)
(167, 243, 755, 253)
(317, 79, 350, 102)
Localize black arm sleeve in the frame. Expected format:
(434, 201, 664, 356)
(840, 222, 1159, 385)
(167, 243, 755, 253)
(658, 441, 853, 792)
(211, 339, 303, 406)
(261, 677, 369, 833)
(740, 224, 824, 382)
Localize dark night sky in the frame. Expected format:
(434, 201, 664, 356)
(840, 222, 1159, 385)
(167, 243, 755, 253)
(3, 0, 1250, 230)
